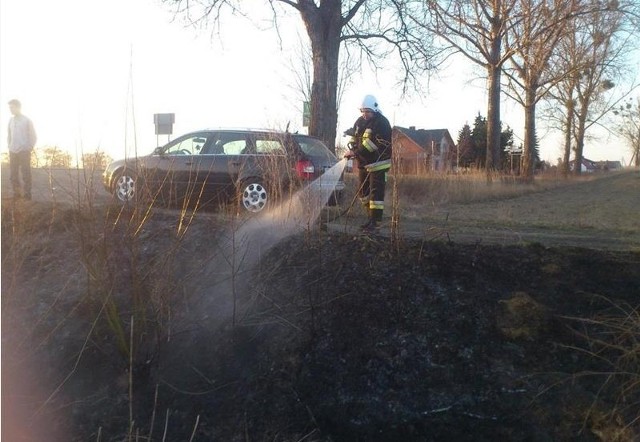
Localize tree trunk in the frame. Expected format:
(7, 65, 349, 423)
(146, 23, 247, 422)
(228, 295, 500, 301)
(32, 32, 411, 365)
(299, 2, 342, 153)
(634, 124, 640, 167)
(486, 13, 503, 178)
(486, 63, 502, 175)
(573, 112, 587, 176)
(309, 39, 340, 152)
(561, 98, 573, 177)
(521, 85, 537, 180)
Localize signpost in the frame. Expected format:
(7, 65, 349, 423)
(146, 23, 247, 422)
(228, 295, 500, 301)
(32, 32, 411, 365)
(154, 113, 175, 146)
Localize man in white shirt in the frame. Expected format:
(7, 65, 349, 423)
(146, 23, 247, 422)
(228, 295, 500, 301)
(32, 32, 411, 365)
(7, 99, 37, 200)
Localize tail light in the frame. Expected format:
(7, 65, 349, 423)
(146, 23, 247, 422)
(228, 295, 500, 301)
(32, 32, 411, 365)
(295, 159, 315, 180)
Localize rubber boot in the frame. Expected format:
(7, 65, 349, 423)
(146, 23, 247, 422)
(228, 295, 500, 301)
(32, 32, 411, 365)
(360, 210, 373, 229)
(362, 209, 383, 233)
(361, 209, 382, 233)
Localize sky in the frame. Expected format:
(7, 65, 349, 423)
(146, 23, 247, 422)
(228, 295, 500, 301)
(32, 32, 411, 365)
(1, 0, 637, 165)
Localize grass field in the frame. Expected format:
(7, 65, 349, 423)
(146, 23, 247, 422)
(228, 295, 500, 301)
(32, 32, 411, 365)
(330, 169, 640, 251)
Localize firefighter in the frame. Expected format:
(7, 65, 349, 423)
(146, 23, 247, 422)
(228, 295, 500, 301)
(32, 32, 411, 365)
(345, 95, 392, 232)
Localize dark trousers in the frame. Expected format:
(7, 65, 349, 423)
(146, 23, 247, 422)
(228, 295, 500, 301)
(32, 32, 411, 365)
(10, 151, 32, 197)
(358, 167, 386, 221)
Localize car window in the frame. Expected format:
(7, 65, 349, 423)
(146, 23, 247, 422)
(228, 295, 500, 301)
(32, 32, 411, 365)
(207, 133, 248, 155)
(222, 140, 246, 155)
(256, 139, 285, 155)
(163, 134, 209, 156)
(294, 136, 335, 159)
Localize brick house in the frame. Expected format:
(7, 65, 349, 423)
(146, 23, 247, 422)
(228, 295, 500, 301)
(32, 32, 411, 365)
(392, 126, 456, 174)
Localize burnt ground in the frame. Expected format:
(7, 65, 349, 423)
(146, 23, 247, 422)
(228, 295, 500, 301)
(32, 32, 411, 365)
(1, 170, 640, 441)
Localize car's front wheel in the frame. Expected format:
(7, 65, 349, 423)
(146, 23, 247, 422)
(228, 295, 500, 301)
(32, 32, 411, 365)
(240, 180, 268, 213)
(113, 170, 137, 203)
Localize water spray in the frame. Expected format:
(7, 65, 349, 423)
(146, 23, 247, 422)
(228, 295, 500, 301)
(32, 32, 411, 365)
(196, 158, 349, 323)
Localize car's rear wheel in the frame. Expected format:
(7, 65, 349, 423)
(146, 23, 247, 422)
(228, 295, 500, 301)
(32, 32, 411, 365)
(113, 170, 137, 203)
(240, 180, 269, 213)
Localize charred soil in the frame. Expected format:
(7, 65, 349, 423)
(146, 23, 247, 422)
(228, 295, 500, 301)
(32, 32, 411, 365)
(2, 174, 640, 441)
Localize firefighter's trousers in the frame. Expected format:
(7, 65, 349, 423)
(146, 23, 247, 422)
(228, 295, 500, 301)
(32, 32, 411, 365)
(358, 167, 386, 222)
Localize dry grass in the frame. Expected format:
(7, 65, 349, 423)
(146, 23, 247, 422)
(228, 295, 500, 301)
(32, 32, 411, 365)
(336, 169, 639, 251)
(560, 297, 640, 435)
(387, 170, 639, 232)
(392, 168, 576, 207)
(337, 168, 569, 222)
(345, 167, 640, 243)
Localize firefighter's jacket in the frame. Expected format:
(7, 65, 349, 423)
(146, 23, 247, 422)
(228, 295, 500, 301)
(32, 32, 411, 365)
(349, 113, 392, 172)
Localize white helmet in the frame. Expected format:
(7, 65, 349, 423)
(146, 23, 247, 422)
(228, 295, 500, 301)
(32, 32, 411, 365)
(360, 94, 380, 113)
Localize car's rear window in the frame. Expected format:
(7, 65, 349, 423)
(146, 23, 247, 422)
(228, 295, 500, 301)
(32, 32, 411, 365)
(294, 136, 336, 159)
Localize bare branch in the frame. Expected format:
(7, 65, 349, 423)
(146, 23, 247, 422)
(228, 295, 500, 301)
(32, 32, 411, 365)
(342, 0, 366, 26)
(274, 0, 300, 10)
(161, 0, 439, 149)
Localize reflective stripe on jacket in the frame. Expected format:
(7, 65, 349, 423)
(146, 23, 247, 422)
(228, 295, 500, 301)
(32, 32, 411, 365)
(362, 129, 379, 152)
(369, 200, 384, 210)
(365, 159, 391, 172)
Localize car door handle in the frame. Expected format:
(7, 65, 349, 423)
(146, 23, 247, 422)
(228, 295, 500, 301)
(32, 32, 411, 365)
(185, 161, 193, 166)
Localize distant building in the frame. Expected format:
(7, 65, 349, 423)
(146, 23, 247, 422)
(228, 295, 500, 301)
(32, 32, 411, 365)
(572, 158, 598, 173)
(596, 160, 623, 171)
(393, 126, 456, 174)
(571, 158, 623, 173)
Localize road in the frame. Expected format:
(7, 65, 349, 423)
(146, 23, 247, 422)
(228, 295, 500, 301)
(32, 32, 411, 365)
(1, 164, 109, 205)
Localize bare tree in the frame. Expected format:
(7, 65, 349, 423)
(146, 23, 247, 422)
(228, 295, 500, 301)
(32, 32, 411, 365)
(544, 26, 582, 177)
(546, 0, 638, 175)
(571, 8, 619, 174)
(164, 0, 434, 152)
(614, 96, 640, 166)
(289, 40, 313, 107)
(416, 0, 521, 175)
(284, 35, 357, 130)
(503, 0, 578, 179)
